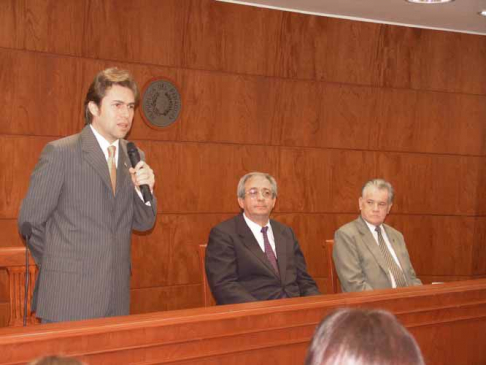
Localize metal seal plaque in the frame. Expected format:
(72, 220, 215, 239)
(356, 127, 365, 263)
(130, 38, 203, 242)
(141, 78, 181, 128)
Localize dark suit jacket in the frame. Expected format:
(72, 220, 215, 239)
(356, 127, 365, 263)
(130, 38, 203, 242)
(205, 214, 320, 304)
(333, 217, 422, 292)
(18, 126, 157, 322)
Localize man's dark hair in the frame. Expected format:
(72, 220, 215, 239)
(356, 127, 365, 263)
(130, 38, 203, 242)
(84, 67, 139, 124)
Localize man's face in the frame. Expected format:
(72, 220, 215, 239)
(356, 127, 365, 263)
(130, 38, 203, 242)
(89, 85, 135, 143)
(359, 187, 392, 226)
(238, 176, 276, 224)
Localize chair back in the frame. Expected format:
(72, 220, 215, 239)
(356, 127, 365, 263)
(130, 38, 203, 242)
(324, 240, 342, 294)
(198, 244, 216, 307)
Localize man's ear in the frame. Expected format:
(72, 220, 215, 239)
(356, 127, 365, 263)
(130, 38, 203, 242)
(87, 101, 99, 117)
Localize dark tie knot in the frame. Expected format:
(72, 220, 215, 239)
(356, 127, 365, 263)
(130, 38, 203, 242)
(261, 226, 268, 234)
(375, 226, 381, 233)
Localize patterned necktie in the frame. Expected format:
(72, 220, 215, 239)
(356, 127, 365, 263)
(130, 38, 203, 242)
(107, 145, 116, 194)
(375, 226, 407, 287)
(261, 226, 279, 274)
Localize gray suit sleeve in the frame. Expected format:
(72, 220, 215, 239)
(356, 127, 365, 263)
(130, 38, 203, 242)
(18, 143, 64, 265)
(333, 229, 374, 292)
(205, 226, 257, 304)
(395, 232, 422, 286)
(131, 149, 157, 232)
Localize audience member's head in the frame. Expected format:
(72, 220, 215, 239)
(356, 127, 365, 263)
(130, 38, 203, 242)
(28, 355, 85, 365)
(305, 308, 425, 365)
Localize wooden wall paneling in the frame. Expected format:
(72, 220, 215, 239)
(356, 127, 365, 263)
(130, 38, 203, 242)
(182, 0, 283, 76)
(472, 217, 486, 275)
(0, 0, 20, 49)
(407, 32, 486, 95)
(168, 213, 233, 286)
(148, 141, 280, 213)
(130, 217, 173, 289)
(0, 51, 85, 136)
(22, 0, 86, 55)
(378, 153, 480, 215)
(271, 213, 356, 280)
(277, 148, 378, 213)
(0, 51, 16, 133)
(0, 136, 56, 219)
(475, 158, 486, 214)
(82, 0, 187, 67)
(180, 71, 276, 145)
(130, 283, 202, 314)
(376, 89, 486, 155)
(0, 220, 23, 248)
(386, 215, 475, 276)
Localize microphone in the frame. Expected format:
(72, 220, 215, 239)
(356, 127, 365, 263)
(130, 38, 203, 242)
(20, 222, 32, 239)
(127, 142, 153, 203)
(19, 222, 32, 327)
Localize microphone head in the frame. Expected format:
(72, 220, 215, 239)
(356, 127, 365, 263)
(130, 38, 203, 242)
(127, 142, 137, 154)
(20, 222, 32, 238)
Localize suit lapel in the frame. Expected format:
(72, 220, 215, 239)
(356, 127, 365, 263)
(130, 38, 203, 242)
(236, 214, 280, 277)
(80, 126, 114, 196)
(355, 217, 390, 279)
(272, 220, 287, 283)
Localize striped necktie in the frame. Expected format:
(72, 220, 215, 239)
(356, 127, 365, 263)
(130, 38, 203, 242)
(375, 226, 407, 287)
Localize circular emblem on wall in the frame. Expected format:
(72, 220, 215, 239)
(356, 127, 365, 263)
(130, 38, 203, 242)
(141, 78, 182, 128)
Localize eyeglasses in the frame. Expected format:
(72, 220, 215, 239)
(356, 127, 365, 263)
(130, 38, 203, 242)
(245, 188, 274, 199)
(364, 200, 389, 210)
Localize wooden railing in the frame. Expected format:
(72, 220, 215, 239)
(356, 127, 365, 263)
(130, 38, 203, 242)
(0, 279, 485, 364)
(0, 247, 39, 326)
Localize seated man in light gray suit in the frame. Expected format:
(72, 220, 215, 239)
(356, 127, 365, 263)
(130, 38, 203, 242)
(333, 179, 422, 292)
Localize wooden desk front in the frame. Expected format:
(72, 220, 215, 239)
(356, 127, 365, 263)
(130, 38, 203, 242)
(0, 279, 485, 364)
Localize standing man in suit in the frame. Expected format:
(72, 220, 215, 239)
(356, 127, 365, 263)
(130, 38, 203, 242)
(18, 67, 157, 322)
(205, 172, 320, 305)
(333, 179, 421, 292)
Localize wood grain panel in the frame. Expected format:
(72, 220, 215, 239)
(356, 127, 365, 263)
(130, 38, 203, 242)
(475, 159, 486, 215)
(130, 216, 172, 289)
(130, 283, 201, 314)
(83, 0, 186, 67)
(180, 71, 276, 145)
(0, 50, 85, 136)
(142, 141, 279, 213)
(376, 89, 486, 155)
(0, 220, 23, 248)
(182, 0, 281, 76)
(379, 28, 486, 94)
(0, 0, 21, 49)
(22, 0, 86, 55)
(379, 153, 480, 215)
(386, 215, 475, 276)
(472, 217, 486, 275)
(0, 136, 56, 219)
(277, 148, 377, 213)
(168, 213, 233, 286)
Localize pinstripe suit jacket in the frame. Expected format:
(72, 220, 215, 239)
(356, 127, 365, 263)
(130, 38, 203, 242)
(18, 126, 157, 322)
(333, 217, 422, 292)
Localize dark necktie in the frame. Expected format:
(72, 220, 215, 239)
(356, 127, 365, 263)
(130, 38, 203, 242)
(261, 226, 279, 274)
(375, 226, 407, 287)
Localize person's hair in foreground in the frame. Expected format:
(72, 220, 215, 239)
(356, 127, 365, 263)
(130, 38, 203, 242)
(305, 308, 425, 365)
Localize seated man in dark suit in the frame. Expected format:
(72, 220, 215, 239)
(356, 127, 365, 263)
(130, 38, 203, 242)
(205, 172, 320, 304)
(333, 178, 422, 292)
